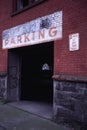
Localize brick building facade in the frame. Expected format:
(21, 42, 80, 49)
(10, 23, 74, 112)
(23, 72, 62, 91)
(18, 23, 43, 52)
(0, 0, 87, 127)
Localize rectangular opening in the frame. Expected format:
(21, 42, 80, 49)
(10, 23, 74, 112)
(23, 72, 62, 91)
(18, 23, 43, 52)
(20, 42, 54, 104)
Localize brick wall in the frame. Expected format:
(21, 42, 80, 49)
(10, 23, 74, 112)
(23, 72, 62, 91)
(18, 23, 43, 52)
(0, 0, 87, 127)
(0, 0, 56, 73)
(0, 0, 87, 76)
(53, 1, 87, 127)
(54, 0, 87, 77)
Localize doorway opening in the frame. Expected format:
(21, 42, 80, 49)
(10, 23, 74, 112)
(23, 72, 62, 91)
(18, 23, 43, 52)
(8, 42, 54, 119)
(20, 42, 54, 104)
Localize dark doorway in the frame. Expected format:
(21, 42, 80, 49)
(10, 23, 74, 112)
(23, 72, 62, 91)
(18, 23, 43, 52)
(20, 42, 54, 103)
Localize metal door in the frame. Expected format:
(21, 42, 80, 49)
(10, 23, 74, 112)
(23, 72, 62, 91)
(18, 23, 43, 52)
(7, 50, 20, 101)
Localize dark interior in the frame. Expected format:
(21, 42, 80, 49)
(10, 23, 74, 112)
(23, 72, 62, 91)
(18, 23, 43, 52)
(14, 42, 53, 103)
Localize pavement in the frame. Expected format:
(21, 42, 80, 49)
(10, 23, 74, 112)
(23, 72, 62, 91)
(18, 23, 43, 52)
(0, 103, 69, 130)
(8, 101, 53, 120)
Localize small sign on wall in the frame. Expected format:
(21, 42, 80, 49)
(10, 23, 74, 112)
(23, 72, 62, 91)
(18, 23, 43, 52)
(69, 33, 79, 51)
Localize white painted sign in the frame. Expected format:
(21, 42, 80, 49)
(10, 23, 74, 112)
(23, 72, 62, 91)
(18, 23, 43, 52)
(69, 33, 79, 51)
(2, 11, 62, 49)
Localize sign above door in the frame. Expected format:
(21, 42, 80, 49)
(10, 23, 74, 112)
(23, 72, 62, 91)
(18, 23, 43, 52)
(2, 11, 62, 49)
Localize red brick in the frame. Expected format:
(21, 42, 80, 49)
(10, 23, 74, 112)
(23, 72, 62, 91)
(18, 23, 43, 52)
(0, 0, 87, 76)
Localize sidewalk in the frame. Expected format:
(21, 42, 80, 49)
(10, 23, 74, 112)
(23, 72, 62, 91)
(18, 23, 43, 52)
(8, 101, 53, 120)
(0, 104, 68, 130)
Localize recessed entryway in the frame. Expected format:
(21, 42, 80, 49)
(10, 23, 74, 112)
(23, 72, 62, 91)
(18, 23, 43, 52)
(20, 42, 54, 103)
(8, 42, 54, 119)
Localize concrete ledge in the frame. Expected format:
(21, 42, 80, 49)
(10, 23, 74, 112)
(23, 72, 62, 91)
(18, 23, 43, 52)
(52, 74, 87, 83)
